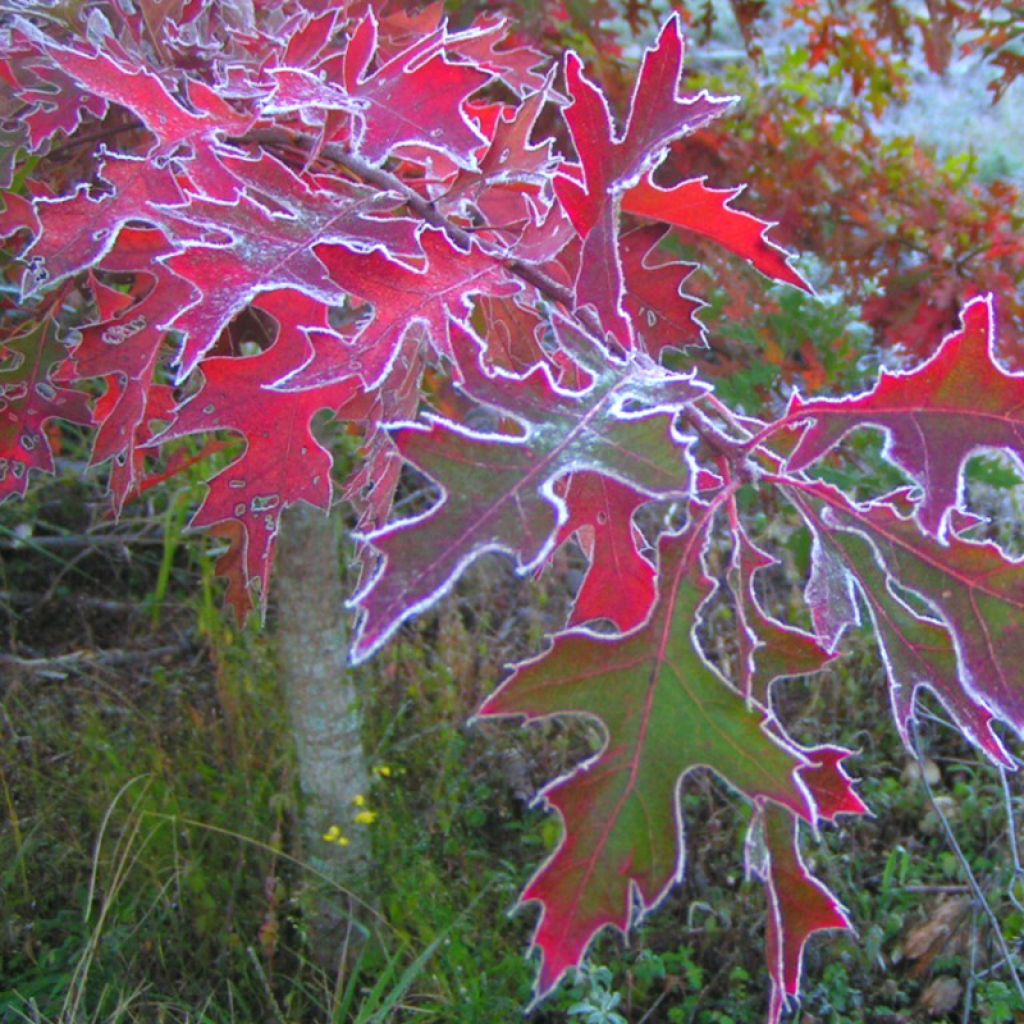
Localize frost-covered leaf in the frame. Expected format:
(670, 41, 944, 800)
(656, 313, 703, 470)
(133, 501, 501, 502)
(480, 514, 813, 996)
(154, 290, 359, 613)
(0, 318, 91, 500)
(268, 13, 492, 167)
(21, 154, 183, 293)
(350, 319, 705, 660)
(747, 804, 852, 1024)
(553, 16, 730, 237)
(279, 229, 519, 390)
(556, 471, 657, 632)
(72, 227, 193, 511)
(622, 176, 809, 290)
(43, 39, 253, 198)
(787, 295, 1021, 539)
(728, 520, 833, 703)
(159, 151, 420, 379)
(620, 226, 703, 359)
(787, 479, 1021, 764)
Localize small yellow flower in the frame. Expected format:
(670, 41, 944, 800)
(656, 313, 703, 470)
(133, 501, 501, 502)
(338, 835, 350, 847)
(354, 810, 378, 826)
(353, 794, 367, 807)
(322, 825, 341, 843)
(373, 765, 393, 778)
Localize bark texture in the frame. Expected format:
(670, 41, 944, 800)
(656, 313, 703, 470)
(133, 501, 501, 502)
(274, 502, 370, 953)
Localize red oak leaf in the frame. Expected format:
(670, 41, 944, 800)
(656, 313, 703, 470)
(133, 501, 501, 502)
(159, 151, 420, 380)
(0, 317, 91, 501)
(620, 226, 703, 359)
(73, 228, 193, 511)
(349, 318, 705, 661)
(445, 84, 557, 240)
(728, 520, 833, 703)
(552, 18, 730, 349)
(270, 13, 492, 168)
(555, 471, 657, 632)
(786, 294, 1022, 540)
(747, 805, 851, 1024)
(1, 34, 109, 151)
(444, 16, 548, 96)
(279, 229, 519, 390)
(43, 40, 254, 198)
(797, 746, 868, 822)
(553, 16, 731, 237)
(22, 154, 183, 293)
(622, 176, 809, 290)
(153, 290, 360, 612)
(785, 480, 1017, 766)
(480, 513, 814, 996)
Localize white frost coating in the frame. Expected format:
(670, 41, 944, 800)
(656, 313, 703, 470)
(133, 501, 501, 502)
(334, 10, 496, 171)
(347, 317, 701, 663)
(788, 294, 1019, 545)
(479, 516, 815, 1005)
(804, 517, 860, 652)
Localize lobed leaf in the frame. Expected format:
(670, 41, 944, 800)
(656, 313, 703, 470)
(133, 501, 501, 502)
(480, 512, 814, 996)
(350, 319, 705, 661)
(787, 295, 1023, 539)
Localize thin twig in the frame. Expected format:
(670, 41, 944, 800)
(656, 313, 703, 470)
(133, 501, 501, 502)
(0, 640, 192, 675)
(912, 721, 1024, 1004)
(962, 907, 979, 1024)
(0, 590, 157, 613)
(1000, 766, 1024, 916)
(0, 532, 165, 550)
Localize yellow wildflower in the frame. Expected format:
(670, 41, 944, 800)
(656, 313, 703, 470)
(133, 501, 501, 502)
(354, 810, 378, 826)
(322, 825, 341, 843)
(353, 794, 366, 807)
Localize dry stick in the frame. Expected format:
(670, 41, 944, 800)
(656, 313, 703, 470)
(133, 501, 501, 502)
(911, 721, 1024, 1004)
(0, 590, 156, 613)
(0, 532, 165, 549)
(0, 640, 191, 675)
(962, 908, 980, 1024)
(999, 766, 1024, 916)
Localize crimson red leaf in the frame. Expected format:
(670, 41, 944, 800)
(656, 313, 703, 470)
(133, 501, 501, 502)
(280, 229, 519, 390)
(553, 16, 731, 238)
(798, 746, 868, 822)
(556, 471, 657, 632)
(269, 14, 491, 168)
(22, 155, 182, 293)
(159, 151, 420, 380)
(153, 290, 359, 612)
(620, 226, 703, 359)
(786, 480, 1020, 765)
(480, 514, 814, 996)
(787, 294, 1021, 539)
(622, 176, 808, 290)
(44, 40, 253, 198)
(728, 520, 833, 703)
(444, 16, 548, 96)
(1, 31, 108, 150)
(747, 805, 851, 1024)
(350, 318, 705, 661)
(73, 228, 193, 511)
(552, 19, 730, 349)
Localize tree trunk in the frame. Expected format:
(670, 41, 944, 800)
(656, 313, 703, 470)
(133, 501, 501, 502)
(274, 503, 370, 963)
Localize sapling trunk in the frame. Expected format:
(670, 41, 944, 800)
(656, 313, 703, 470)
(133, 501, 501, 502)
(274, 502, 370, 965)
